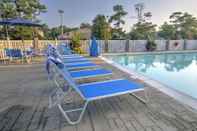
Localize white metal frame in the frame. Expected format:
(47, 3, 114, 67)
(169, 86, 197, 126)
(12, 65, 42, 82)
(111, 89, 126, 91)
(48, 60, 148, 125)
(46, 45, 148, 125)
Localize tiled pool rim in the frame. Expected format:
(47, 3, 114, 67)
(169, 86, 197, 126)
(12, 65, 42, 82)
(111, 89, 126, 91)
(100, 52, 197, 111)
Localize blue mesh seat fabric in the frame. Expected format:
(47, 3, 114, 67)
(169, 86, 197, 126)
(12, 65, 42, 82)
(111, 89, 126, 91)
(70, 68, 112, 78)
(78, 79, 144, 100)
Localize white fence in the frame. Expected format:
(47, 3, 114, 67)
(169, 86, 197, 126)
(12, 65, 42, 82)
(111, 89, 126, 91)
(95, 40, 197, 53)
(0, 40, 197, 59)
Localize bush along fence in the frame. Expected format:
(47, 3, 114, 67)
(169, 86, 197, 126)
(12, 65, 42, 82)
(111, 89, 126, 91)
(0, 39, 197, 60)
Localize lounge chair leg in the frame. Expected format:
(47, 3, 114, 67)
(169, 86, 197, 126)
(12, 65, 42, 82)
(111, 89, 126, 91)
(49, 88, 65, 108)
(130, 87, 149, 104)
(57, 101, 89, 125)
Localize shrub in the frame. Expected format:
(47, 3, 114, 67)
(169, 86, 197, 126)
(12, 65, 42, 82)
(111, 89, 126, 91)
(146, 40, 156, 51)
(70, 32, 84, 54)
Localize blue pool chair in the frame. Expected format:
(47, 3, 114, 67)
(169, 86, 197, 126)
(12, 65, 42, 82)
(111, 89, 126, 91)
(47, 44, 83, 61)
(64, 61, 92, 66)
(47, 44, 102, 71)
(5, 48, 11, 57)
(62, 58, 90, 63)
(5, 48, 23, 59)
(61, 55, 90, 62)
(47, 58, 112, 108)
(66, 62, 98, 70)
(69, 68, 112, 79)
(50, 60, 147, 125)
(62, 54, 83, 59)
(57, 43, 74, 55)
(57, 43, 91, 60)
(46, 56, 112, 80)
(48, 47, 99, 70)
(55, 44, 91, 63)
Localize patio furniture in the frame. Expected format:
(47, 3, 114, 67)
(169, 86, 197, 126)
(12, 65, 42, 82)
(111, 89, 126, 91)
(62, 58, 90, 63)
(46, 44, 111, 80)
(57, 43, 75, 56)
(46, 57, 112, 109)
(5, 48, 23, 63)
(49, 60, 147, 125)
(65, 62, 98, 70)
(47, 56, 112, 80)
(48, 45, 99, 70)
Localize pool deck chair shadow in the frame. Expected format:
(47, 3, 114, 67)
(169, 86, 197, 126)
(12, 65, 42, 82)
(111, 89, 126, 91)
(50, 60, 148, 125)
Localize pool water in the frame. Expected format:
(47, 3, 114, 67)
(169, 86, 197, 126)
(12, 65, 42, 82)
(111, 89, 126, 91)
(106, 52, 197, 99)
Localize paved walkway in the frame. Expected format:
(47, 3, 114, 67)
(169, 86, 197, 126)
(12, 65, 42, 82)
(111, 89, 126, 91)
(0, 59, 197, 131)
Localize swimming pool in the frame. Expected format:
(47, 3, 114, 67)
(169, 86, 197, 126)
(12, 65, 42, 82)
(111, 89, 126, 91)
(105, 52, 197, 99)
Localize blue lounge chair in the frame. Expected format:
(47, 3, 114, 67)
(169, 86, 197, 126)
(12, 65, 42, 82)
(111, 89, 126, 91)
(48, 46, 99, 70)
(47, 56, 112, 80)
(70, 68, 112, 79)
(49, 60, 147, 125)
(62, 54, 83, 58)
(48, 44, 87, 62)
(66, 62, 98, 70)
(64, 61, 91, 66)
(5, 48, 23, 59)
(57, 43, 74, 55)
(47, 57, 112, 108)
(62, 58, 90, 63)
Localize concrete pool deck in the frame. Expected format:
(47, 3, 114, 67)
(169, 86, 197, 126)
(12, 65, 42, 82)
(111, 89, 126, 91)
(0, 58, 197, 131)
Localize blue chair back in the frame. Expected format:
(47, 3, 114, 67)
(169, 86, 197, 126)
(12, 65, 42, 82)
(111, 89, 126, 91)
(5, 48, 23, 58)
(5, 48, 11, 57)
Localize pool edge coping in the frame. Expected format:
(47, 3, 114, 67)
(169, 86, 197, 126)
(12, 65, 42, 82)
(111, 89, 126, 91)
(99, 56, 197, 111)
(102, 50, 197, 56)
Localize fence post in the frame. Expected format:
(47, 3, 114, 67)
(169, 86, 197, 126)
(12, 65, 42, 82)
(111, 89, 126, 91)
(166, 40, 169, 51)
(183, 39, 187, 50)
(104, 40, 108, 53)
(33, 37, 39, 50)
(125, 39, 129, 52)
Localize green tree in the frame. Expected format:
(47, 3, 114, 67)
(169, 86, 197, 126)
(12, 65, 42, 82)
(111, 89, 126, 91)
(169, 12, 197, 39)
(109, 5, 127, 39)
(109, 5, 127, 28)
(0, 0, 47, 40)
(70, 32, 84, 53)
(42, 24, 53, 39)
(44, 26, 78, 40)
(0, 0, 16, 19)
(92, 15, 111, 40)
(158, 22, 176, 39)
(80, 23, 91, 29)
(129, 22, 156, 40)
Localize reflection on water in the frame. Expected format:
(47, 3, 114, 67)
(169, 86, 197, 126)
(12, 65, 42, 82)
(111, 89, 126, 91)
(107, 52, 197, 99)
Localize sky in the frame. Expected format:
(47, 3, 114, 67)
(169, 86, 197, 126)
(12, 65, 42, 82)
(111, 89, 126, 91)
(39, 0, 197, 32)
